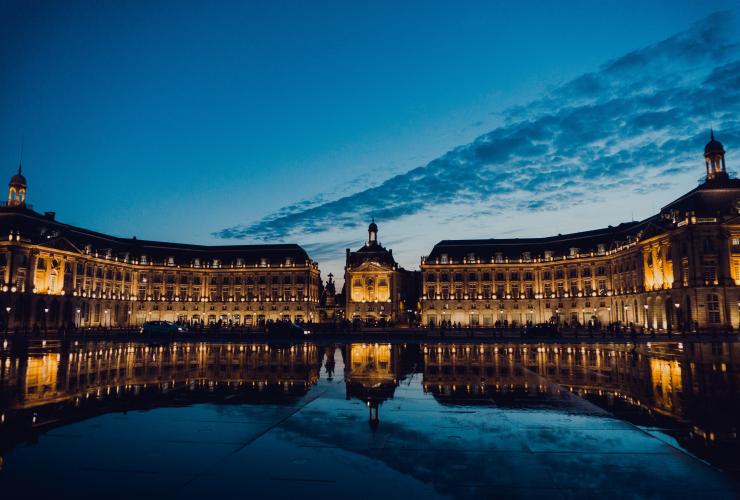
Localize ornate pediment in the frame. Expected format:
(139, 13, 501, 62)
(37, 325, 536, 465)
(348, 260, 393, 273)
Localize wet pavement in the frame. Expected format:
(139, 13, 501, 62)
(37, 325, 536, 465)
(0, 340, 738, 499)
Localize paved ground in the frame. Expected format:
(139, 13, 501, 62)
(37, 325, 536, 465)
(1, 347, 736, 499)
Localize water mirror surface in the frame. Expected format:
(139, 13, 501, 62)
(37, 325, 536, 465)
(0, 339, 738, 499)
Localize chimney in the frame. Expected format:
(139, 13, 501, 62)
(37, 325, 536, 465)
(44, 211, 56, 221)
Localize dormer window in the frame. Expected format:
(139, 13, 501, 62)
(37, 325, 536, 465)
(285, 257, 293, 266)
(440, 254, 449, 264)
(544, 250, 554, 260)
(167, 257, 175, 266)
(212, 258, 220, 267)
(495, 252, 503, 263)
(140, 255, 148, 264)
(236, 258, 244, 267)
(597, 244, 606, 255)
(104, 249, 112, 259)
(522, 252, 531, 262)
(569, 247, 579, 257)
(193, 258, 201, 267)
(467, 253, 475, 263)
(85, 244, 92, 255)
(260, 257, 268, 267)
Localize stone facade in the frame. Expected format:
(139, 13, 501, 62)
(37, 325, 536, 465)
(0, 172, 321, 330)
(420, 135, 740, 331)
(344, 221, 418, 323)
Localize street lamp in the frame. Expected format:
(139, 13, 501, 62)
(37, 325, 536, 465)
(674, 302, 681, 333)
(643, 304, 649, 330)
(4, 306, 10, 336)
(43, 307, 49, 337)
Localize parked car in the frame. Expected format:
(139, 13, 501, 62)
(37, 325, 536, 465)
(524, 323, 560, 337)
(266, 321, 310, 336)
(140, 321, 185, 335)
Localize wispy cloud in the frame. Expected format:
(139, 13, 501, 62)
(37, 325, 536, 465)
(214, 12, 740, 245)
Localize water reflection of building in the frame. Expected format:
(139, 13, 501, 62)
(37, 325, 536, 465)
(0, 342, 320, 413)
(421, 342, 740, 440)
(344, 343, 398, 428)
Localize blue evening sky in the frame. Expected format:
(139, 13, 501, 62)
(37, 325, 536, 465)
(1, 1, 739, 280)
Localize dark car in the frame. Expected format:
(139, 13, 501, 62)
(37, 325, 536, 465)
(266, 322, 310, 336)
(524, 323, 560, 337)
(140, 321, 185, 335)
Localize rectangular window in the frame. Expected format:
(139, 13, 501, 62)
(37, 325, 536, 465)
(707, 294, 721, 323)
(703, 258, 717, 284)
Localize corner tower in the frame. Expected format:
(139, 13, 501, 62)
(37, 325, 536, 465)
(705, 130, 727, 181)
(368, 218, 378, 245)
(7, 163, 27, 207)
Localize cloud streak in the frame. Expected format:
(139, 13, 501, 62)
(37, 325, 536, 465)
(214, 12, 740, 244)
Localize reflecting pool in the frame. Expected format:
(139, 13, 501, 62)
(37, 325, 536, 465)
(1, 339, 738, 498)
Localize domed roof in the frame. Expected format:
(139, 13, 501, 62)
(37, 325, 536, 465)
(368, 219, 378, 233)
(10, 163, 26, 186)
(705, 130, 725, 155)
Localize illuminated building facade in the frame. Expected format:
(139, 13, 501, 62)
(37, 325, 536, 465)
(344, 221, 418, 323)
(420, 135, 740, 331)
(0, 171, 321, 329)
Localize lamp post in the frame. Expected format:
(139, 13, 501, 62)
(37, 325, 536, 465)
(43, 307, 49, 337)
(4, 306, 10, 336)
(624, 305, 629, 326)
(674, 302, 681, 333)
(643, 304, 649, 330)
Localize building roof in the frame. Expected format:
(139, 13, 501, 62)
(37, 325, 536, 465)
(425, 220, 654, 263)
(346, 241, 397, 267)
(0, 207, 313, 267)
(660, 176, 740, 218)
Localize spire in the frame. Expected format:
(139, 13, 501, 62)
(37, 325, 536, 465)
(710, 127, 715, 142)
(18, 135, 23, 175)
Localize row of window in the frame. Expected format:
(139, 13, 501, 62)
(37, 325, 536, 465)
(435, 246, 609, 264)
(425, 267, 612, 283)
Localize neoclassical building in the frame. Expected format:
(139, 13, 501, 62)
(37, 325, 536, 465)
(0, 169, 322, 330)
(344, 221, 419, 323)
(420, 134, 740, 331)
